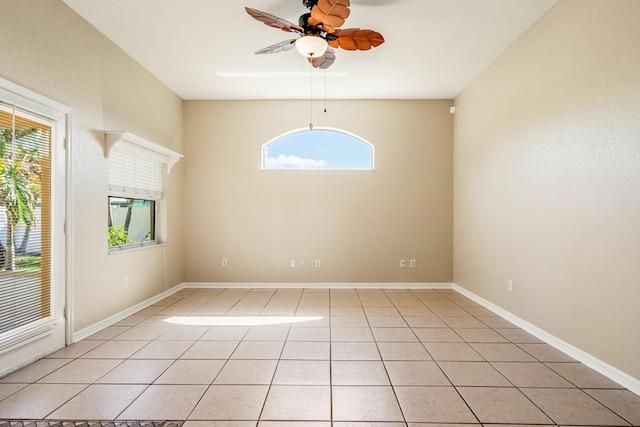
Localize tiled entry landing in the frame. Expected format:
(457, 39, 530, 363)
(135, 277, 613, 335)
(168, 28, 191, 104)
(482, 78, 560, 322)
(0, 288, 639, 426)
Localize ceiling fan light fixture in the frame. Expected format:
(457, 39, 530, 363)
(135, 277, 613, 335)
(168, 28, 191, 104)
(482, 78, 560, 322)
(295, 35, 328, 58)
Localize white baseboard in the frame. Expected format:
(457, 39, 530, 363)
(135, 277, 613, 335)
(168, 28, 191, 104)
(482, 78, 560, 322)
(453, 284, 640, 396)
(72, 283, 186, 342)
(184, 282, 454, 289)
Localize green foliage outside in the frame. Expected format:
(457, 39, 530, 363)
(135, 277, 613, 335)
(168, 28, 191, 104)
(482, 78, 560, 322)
(108, 225, 136, 247)
(15, 255, 40, 272)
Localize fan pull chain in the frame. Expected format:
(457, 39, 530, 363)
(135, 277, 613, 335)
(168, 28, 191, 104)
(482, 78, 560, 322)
(309, 58, 314, 130)
(324, 68, 327, 113)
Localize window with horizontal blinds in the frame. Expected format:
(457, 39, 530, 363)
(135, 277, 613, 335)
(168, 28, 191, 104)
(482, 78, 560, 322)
(0, 104, 52, 340)
(107, 148, 162, 249)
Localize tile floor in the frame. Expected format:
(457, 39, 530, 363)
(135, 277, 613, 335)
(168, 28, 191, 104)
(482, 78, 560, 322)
(0, 288, 639, 426)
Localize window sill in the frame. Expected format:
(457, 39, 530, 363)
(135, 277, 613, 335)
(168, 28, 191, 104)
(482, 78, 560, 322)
(108, 242, 166, 255)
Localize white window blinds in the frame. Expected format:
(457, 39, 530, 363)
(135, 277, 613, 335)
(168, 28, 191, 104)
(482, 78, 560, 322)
(108, 149, 163, 199)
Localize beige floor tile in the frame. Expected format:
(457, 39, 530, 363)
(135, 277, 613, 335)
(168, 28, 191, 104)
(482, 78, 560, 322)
(48, 384, 145, 419)
(298, 293, 330, 306)
(85, 326, 129, 340)
(423, 343, 483, 361)
(281, 341, 330, 359)
(291, 316, 330, 327)
(244, 325, 291, 341)
(261, 385, 331, 421)
(287, 327, 330, 341)
(494, 328, 543, 343)
(113, 314, 150, 327)
(331, 315, 369, 328)
(546, 362, 624, 388)
(115, 326, 170, 340)
(523, 388, 629, 426)
(0, 358, 70, 383)
(385, 361, 450, 386)
(332, 361, 390, 385)
(332, 386, 404, 422)
(119, 384, 207, 420)
(412, 328, 463, 343)
(231, 340, 284, 359)
(45, 340, 103, 359)
(377, 342, 432, 361)
(189, 385, 269, 420)
(454, 328, 508, 343)
(186, 422, 255, 427)
(38, 358, 121, 383)
(431, 307, 471, 317)
(335, 423, 407, 427)
(214, 359, 277, 384)
(331, 306, 365, 315)
(0, 383, 86, 418)
(180, 340, 239, 359)
(155, 359, 225, 384)
(0, 383, 27, 401)
(372, 327, 418, 342)
(260, 422, 331, 427)
(157, 326, 210, 340)
(80, 340, 149, 359)
(517, 343, 575, 362)
(395, 386, 477, 423)
(492, 362, 574, 387)
(442, 316, 488, 328)
(331, 327, 374, 342)
(131, 340, 194, 359)
(96, 359, 173, 384)
(438, 361, 511, 386)
(364, 307, 401, 316)
(396, 307, 436, 316)
(331, 341, 381, 360)
(330, 294, 362, 307)
(404, 316, 447, 328)
(457, 387, 553, 424)
(584, 389, 640, 425)
(470, 343, 536, 361)
(273, 360, 330, 385)
(200, 326, 250, 340)
(475, 316, 518, 328)
(410, 424, 479, 427)
(293, 307, 330, 317)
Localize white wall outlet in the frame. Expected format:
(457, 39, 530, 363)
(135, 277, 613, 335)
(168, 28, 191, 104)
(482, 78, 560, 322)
(315, 259, 321, 268)
(410, 259, 416, 268)
(508, 278, 513, 291)
(299, 259, 304, 268)
(222, 258, 228, 267)
(291, 259, 296, 268)
(400, 259, 406, 268)
(123, 277, 129, 288)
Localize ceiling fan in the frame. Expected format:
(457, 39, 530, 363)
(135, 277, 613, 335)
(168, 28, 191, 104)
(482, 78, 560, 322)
(245, 0, 385, 69)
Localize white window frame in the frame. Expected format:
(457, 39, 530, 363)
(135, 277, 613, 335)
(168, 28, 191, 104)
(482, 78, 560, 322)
(104, 131, 182, 252)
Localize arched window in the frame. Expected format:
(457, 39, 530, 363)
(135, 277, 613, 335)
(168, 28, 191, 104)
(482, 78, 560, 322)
(262, 128, 374, 170)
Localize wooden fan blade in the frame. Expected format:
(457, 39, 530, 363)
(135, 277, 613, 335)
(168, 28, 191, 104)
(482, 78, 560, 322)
(310, 0, 351, 33)
(245, 7, 304, 34)
(308, 47, 336, 69)
(332, 28, 384, 50)
(255, 39, 297, 54)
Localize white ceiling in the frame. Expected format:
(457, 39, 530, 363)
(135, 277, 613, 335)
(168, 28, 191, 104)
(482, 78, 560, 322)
(62, 0, 557, 100)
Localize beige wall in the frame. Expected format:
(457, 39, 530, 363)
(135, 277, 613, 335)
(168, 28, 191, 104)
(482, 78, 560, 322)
(184, 100, 453, 284)
(0, 0, 185, 331)
(454, 0, 640, 379)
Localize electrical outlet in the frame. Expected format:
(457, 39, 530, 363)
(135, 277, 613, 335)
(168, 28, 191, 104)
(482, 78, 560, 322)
(299, 259, 304, 268)
(508, 278, 513, 291)
(400, 259, 406, 268)
(123, 277, 129, 288)
(291, 259, 296, 268)
(222, 258, 228, 267)
(315, 259, 321, 268)
(410, 259, 416, 268)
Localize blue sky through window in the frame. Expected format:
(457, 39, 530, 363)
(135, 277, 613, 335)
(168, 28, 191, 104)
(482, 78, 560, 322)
(263, 129, 373, 170)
